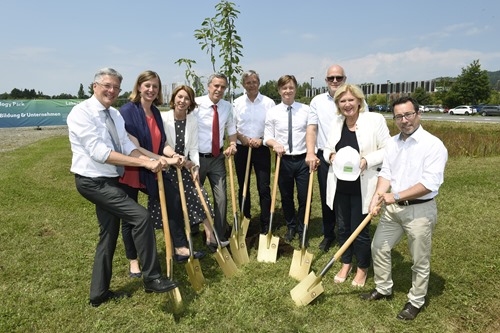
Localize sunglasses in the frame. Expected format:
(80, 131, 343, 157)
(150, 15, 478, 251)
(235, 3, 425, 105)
(326, 76, 345, 82)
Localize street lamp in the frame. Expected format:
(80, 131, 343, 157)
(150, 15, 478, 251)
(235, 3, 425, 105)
(386, 80, 391, 112)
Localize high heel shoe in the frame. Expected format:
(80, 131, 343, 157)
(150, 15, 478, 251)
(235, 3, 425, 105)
(334, 265, 352, 284)
(351, 269, 368, 287)
(129, 260, 142, 278)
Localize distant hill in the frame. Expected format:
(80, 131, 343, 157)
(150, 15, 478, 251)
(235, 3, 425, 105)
(487, 70, 500, 89)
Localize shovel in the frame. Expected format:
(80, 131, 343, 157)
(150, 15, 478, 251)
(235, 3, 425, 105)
(290, 207, 380, 306)
(156, 171, 183, 308)
(176, 166, 205, 292)
(239, 147, 252, 237)
(257, 154, 281, 263)
(228, 155, 250, 266)
(193, 175, 238, 278)
(289, 170, 315, 281)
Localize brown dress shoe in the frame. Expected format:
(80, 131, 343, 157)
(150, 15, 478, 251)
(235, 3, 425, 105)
(359, 289, 392, 301)
(397, 302, 421, 320)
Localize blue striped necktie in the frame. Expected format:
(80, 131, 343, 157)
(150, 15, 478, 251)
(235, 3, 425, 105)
(103, 109, 124, 176)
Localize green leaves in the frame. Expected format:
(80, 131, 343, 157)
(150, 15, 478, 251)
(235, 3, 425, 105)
(178, 0, 243, 98)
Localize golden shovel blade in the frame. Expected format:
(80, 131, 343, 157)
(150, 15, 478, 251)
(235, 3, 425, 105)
(167, 287, 184, 313)
(214, 247, 238, 277)
(185, 258, 205, 292)
(257, 233, 279, 263)
(289, 248, 314, 281)
(229, 234, 249, 266)
(290, 271, 324, 306)
(241, 216, 250, 238)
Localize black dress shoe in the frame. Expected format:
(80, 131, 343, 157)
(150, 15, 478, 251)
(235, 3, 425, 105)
(174, 250, 205, 262)
(89, 290, 131, 307)
(360, 289, 392, 301)
(206, 240, 229, 253)
(397, 302, 421, 320)
(318, 237, 334, 252)
(285, 229, 296, 242)
(144, 277, 178, 293)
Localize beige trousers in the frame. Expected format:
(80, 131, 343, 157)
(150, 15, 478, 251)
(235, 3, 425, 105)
(371, 200, 437, 308)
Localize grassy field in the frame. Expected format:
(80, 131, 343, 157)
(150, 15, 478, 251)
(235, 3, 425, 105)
(0, 121, 499, 333)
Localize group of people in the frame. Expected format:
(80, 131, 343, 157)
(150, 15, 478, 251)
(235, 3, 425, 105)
(67, 65, 447, 321)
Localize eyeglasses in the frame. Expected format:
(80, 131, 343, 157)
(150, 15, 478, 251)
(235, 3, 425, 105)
(95, 82, 122, 92)
(393, 112, 417, 121)
(326, 76, 345, 82)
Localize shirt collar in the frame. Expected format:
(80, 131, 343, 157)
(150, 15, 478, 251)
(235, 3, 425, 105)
(398, 124, 423, 142)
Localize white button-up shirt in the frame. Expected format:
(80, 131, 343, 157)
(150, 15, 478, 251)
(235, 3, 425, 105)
(194, 95, 236, 153)
(233, 92, 276, 144)
(379, 125, 448, 199)
(67, 95, 137, 178)
(308, 92, 338, 150)
(264, 101, 309, 155)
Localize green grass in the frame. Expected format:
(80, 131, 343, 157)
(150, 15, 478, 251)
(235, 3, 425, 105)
(0, 122, 499, 333)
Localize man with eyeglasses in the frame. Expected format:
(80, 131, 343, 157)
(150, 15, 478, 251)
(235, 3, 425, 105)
(361, 96, 448, 321)
(67, 68, 179, 307)
(306, 65, 368, 252)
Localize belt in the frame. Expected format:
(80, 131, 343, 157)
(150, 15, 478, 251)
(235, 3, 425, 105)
(199, 148, 223, 158)
(282, 153, 306, 160)
(397, 198, 434, 206)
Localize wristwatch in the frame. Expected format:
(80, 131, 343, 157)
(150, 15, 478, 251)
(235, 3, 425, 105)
(393, 192, 400, 201)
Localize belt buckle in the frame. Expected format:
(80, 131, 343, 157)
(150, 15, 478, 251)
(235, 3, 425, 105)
(403, 200, 410, 206)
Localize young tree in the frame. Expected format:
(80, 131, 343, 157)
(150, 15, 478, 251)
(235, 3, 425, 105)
(174, 58, 205, 96)
(449, 59, 490, 105)
(177, 0, 243, 99)
(77, 84, 87, 99)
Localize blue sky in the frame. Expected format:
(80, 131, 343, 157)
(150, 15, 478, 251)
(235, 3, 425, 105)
(1, 0, 499, 96)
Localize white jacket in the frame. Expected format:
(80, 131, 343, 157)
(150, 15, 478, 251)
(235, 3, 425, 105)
(161, 111, 200, 167)
(323, 111, 390, 214)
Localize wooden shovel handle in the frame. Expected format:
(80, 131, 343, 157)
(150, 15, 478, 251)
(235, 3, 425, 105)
(270, 154, 281, 214)
(227, 155, 238, 216)
(303, 170, 315, 228)
(319, 204, 382, 277)
(176, 166, 193, 240)
(242, 147, 252, 200)
(157, 171, 173, 279)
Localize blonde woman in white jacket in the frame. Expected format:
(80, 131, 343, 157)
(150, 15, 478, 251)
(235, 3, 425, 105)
(323, 84, 390, 287)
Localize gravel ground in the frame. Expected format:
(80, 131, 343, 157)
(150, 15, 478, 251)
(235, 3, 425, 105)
(0, 126, 68, 152)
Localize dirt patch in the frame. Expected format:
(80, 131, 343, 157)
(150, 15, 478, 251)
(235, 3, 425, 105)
(0, 126, 68, 152)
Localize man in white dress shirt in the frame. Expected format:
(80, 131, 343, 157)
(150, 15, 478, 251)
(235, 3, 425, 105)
(305, 64, 346, 252)
(264, 75, 310, 244)
(194, 73, 237, 241)
(233, 70, 276, 234)
(361, 96, 448, 321)
(67, 67, 178, 307)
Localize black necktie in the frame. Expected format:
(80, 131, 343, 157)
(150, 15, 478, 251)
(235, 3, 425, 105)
(287, 106, 293, 153)
(103, 109, 124, 176)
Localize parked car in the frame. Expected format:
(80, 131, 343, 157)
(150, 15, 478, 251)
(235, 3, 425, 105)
(480, 105, 500, 116)
(373, 104, 388, 112)
(448, 105, 476, 115)
(419, 105, 429, 112)
(426, 105, 444, 112)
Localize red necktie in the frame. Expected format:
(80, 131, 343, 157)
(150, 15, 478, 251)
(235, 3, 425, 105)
(212, 104, 220, 157)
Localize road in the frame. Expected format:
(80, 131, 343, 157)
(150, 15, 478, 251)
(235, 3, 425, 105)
(380, 112, 500, 124)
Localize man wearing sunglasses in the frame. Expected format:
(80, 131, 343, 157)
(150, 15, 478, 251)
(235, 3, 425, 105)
(306, 65, 368, 252)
